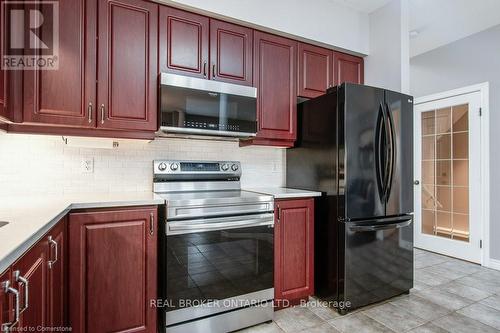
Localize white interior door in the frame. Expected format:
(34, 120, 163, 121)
(414, 91, 482, 263)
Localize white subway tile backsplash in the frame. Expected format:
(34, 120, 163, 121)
(0, 133, 286, 197)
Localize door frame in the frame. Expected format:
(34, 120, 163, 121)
(414, 82, 490, 266)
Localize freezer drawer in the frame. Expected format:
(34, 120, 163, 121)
(339, 216, 413, 311)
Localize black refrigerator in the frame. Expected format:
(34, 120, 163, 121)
(287, 83, 414, 313)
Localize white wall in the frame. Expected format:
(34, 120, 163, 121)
(365, 0, 410, 93)
(410, 24, 500, 261)
(0, 134, 285, 196)
(158, 0, 370, 55)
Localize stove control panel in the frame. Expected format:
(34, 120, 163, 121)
(153, 160, 242, 179)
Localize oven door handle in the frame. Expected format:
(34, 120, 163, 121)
(167, 214, 274, 235)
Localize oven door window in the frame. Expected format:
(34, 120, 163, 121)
(165, 226, 273, 312)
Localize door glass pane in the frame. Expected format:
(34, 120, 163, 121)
(420, 104, 470, 242)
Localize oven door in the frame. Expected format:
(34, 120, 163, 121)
(162, 213, 274, 326)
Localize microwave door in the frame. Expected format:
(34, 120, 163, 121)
(160, 73, 257, 137)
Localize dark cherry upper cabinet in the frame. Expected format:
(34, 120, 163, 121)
(11, 235, 49, 330)
(160, 7, 209, 79)
(298, 43, 333, 98)
(210, 19, 253, 86)
(274, 199, 314, 306)
(0, 0, 7, 121)
(69, 207, 158, 333)
(23, 0, 96, 127)
(253, 31, 297, 142)
(0, 0, 4, 119)
(333, 51, 364, 85)
(97, 0, 158, 132)
(47, 219, 67, 328)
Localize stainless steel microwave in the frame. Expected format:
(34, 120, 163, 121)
(159, 73, 257, 138)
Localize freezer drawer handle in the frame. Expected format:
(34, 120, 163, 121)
(349, 219, 411, 232)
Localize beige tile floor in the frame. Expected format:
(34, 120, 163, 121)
(238, 249, 500, 333)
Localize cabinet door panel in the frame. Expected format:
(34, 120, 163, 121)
(12, 240, 48, 330)
(47, 219, 66, 328)
(0, 66, 7, 120)
(275, 199, 314, 304)
(69, 207, 157, 333)
(210, 19, 252, 86)
(0, 269, 12, 330)
(254, 32, 297, 141)
(160, 7, 209, 78)
(298, 43, 333, 98)
(98, 0, 158, 131)
(23, 0, 96, 127)
(333, 52, 364, 85)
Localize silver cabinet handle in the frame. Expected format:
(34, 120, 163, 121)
(100, 104, 105, 124)
(48, 236, 58, 269)
(212, 64, 216, 79)
(1, 280, 20, 332)
(88, 102, 93, 123)
(149, 213, 154, 236)
(13, 271, 28, 314)
(203, 61, 207, 78)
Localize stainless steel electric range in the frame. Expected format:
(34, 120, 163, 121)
(153, 160, 275, 333)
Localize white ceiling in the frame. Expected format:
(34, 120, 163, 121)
(330, 0, 392, 13)
(409, 0, 500, 57)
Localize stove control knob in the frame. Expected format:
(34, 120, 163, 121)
(221, 163, 229, 171)
(231, 164, 239, 171)
(170, 163, 179, 171)
(158, 162, 167, 171)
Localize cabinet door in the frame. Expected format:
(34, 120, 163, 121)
(23, 0, 96, 127)
(0, 0, 6, 120)
(47, 219, 66, 328)
(333, 51, 364, 85)
(210, 19, 253, 86)
(275, 199, 314, 305)
(254, 32, 297, 141)
(97, 0, 158, 131)
(0, 65, 6, 120)
(160, 7, 209, 79)
(0, 269, 13, 331)
(69, 207, 157, 333)
(11, 239, 49, 330)
(298, 43, 333, 98)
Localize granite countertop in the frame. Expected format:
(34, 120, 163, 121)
(0, 192, 164, 274)
(244, 187, 322, 199)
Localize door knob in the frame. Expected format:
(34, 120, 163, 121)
(414, 180, 420, 185)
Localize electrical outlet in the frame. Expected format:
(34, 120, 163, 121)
(81, 157, 94, 173)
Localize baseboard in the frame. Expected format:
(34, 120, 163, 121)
(485, 258, 500, 271)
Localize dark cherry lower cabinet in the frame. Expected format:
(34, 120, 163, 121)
(0, 218, 66, 332)
(69, 207, 158, 333)
(0, 269, 12, 330)
(274, 198, 314, 307)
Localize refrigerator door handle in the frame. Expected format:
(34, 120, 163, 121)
(348, 217, 412, 232)
(384, 102, 396, 202)
(375, 103, 386, 199)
